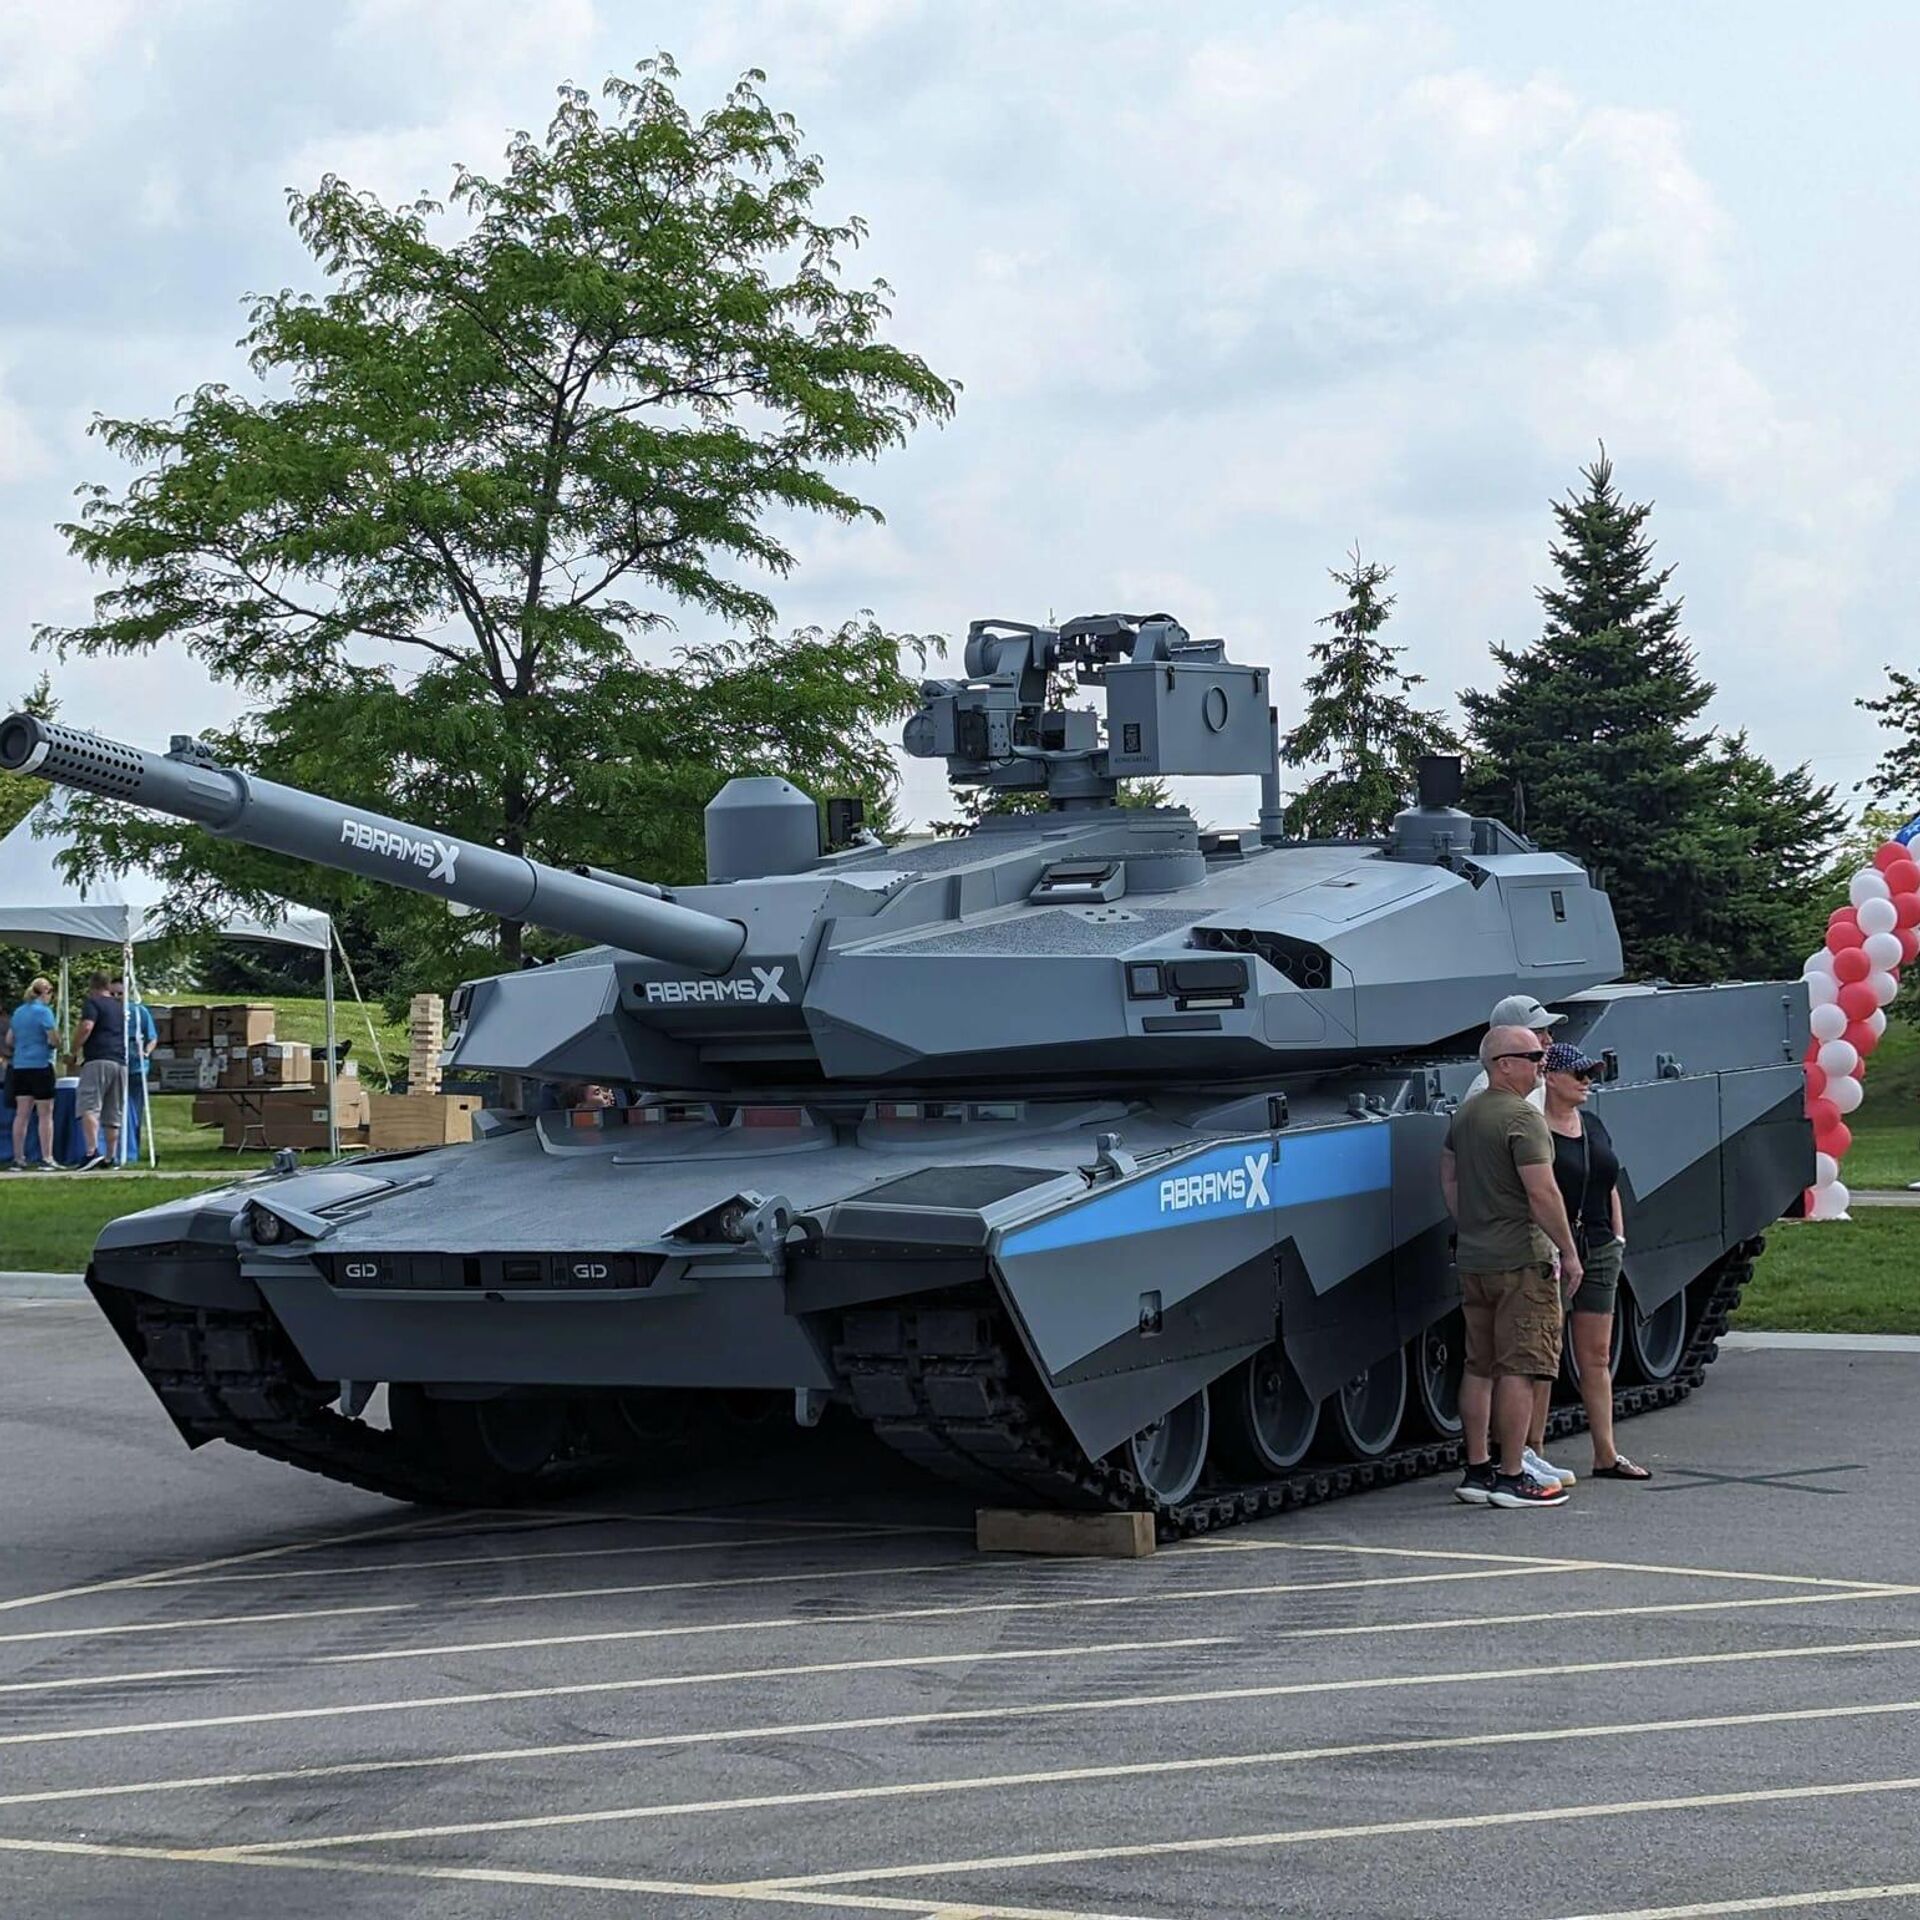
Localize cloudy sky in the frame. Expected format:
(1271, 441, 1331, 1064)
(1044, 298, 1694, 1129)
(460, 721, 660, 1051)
(1, 0, 1913, 831)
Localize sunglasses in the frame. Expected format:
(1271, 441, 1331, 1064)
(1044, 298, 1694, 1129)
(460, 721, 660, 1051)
(1559, 1064, 1599, 1082)
(1495, 1050, 1548, 1064)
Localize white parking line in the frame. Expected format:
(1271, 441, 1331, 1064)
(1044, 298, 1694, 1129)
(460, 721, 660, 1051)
(0, 1839, 1148, 1920)
(38, 1634, 1898, 1849)
(0, 1635, 1230, 1761)
(1556, 1884, 1920, 1919)
(152, 1571, 1905, 1679)
(0, 1559, 1589, 1651)
(743, 1774, 1920, 1891)
(0, 1665, 245, 1697)
(5, 1582, 1903, 1702)
(0, 1554, 986, 1647)
(1181, 1538, 1900, 1592)
(139, 1524, 954, 1587)
(25, 1693, 1909, 1836)
(0, 1508, 492, 1618)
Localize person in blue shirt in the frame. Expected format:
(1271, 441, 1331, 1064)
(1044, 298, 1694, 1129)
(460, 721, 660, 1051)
(126, 989, 158, 1079)
(5, 975, 59, 1169)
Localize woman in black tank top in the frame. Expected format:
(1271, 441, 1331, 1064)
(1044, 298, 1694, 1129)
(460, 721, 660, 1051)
(1542, 1042, 1651, 1480)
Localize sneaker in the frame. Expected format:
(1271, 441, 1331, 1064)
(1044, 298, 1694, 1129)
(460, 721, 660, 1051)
(1454, 1461, 1496, 1506)
(1488, 1471, 1569, 1509)
(1524, 1446, 1576, 1488)
(76, 1154, 106, 1171)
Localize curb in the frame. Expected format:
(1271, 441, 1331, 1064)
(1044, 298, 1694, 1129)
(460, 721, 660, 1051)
(0, 1272, 88, 1301)
(1720, 1330, 1920, 1353)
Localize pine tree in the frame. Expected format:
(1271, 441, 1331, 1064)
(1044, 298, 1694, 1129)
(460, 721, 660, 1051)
(1861, 668, 1920, 817)
(1280, 550, 1460, 839)
(1463, 450, 1840, 980)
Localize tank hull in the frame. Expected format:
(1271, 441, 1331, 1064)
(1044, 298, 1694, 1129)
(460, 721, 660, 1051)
(87, 980, 1808, 1522)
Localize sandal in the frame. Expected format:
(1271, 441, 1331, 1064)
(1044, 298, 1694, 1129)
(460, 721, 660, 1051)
(1591, 1456, 1653, 1480)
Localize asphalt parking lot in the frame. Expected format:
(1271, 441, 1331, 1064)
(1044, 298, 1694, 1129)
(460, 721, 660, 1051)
(6, 1297, 1920, 1920)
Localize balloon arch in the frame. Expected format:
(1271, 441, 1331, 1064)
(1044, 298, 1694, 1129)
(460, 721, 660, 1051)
(1800, 830, 1920, 1220)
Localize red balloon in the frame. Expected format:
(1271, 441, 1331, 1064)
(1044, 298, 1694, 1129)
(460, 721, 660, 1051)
(1807, 1094, 1840, 1132)
(1902, 928, 1920, 965)
(1846, 1021, 1880, 1059)
(1885, 859, 1920, 896)
(1817, 1120, 1854, 1161)
(1834, 947, 1874, 984)
(1838, 980, 1879, 1022)
(1875, 841, 1910, 872)
(1893, 892, 1920, 930)
(1826, 918, 1866, 953)
(1804, 1062, 1829, 1101)
(1829, 906, 1856, 926)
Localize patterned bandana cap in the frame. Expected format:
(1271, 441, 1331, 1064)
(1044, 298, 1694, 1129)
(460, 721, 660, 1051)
(1543, 1042, 1599, 1076)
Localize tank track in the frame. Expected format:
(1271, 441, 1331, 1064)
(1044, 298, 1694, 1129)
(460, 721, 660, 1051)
(100, 1286, 610, 1506)
(836, 1237, 1761, 1538)
(93, 1236, 1754, 1523)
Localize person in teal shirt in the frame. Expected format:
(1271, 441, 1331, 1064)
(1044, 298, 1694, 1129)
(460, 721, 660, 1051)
(5, 975, 59, 1169)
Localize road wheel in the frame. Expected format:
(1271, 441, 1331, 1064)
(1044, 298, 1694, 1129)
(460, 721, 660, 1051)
(1124, 1389, 1211, 1506)
(1212, 1343, 1320, 1475)
(1326, 1347, 1409, 1460)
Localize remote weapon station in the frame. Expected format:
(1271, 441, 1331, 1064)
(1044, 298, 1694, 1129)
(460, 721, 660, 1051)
(0, 614, 1810, 1524)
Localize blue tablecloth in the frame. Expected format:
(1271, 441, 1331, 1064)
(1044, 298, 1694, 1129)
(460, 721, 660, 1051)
(1, 1076, 144, 1166)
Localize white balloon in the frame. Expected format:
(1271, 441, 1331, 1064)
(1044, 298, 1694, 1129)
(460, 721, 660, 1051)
(1851, 869, 1892, 906)
(1859, 896, 1900, 936)
(1818, 1039, 1860, 1079)
(1864, 931, 1905, 971)
(1815, 1151, 1839, 1186)
(1829, 1074, 1864, 1114)
(1807, 971, 1840, 1008)
(1804, 949, 1837, 977)
(1810, 1179, 1852, 1221)
(1869, 1008, 1888, 1036)
(1872, 968, 1901, 1007)
(1809, 1002, 1849, 1042)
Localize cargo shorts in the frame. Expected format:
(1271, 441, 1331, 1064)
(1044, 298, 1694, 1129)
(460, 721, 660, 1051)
(1460, 1263, 1564, 1381)
(76, 1058, 126, 1132)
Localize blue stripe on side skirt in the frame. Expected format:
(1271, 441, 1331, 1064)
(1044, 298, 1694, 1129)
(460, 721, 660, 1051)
(1000, 1123, 1392, 1256)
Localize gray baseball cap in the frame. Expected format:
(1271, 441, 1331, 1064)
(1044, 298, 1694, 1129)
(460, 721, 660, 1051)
(1489, 993, 1564, 1030)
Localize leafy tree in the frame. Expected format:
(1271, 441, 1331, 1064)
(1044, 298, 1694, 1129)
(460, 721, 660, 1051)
(42, 61, 954, 992)
(0, 673, 56, 839)
(1463, 449, 1840, 980)
(1279, 550, 1460, 838)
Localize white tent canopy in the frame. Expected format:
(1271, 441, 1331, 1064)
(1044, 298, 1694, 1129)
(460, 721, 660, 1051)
(0, 810, 330, 952)
(0, 807, 344, 1160)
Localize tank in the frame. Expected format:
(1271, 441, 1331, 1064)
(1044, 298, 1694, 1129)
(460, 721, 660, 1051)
(0, 611, 1810, 1526)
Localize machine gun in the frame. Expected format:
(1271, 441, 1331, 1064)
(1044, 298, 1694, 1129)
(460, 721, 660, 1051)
(0, 713, 746, 972)
(903, 611, 1287, 831)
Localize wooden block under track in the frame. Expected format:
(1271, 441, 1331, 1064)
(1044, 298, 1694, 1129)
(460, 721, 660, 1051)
(975, 1508, 1155, 1558)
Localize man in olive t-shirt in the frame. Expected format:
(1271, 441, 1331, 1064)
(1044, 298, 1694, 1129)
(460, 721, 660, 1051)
(1441, 1024, 1582, 1509)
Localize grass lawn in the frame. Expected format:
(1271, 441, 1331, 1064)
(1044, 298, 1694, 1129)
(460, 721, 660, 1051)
(1836, 1019, 1920, 1191)
(0, 1175, 234, 1273)
(1735, 1207, 1920, 1335)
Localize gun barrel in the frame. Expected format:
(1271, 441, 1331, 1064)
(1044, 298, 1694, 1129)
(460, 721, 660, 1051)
(0, 714, 745, 974)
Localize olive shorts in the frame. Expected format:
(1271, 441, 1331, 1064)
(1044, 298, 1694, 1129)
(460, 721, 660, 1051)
(1461, 1263, 1564, 1381)
(1572, 1234, 1623, 1316)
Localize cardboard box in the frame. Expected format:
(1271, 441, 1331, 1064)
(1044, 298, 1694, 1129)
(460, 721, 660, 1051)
(159, 1060, 217, 1093)
(262, 1083, 370, 1126)
(250, 1042, 313, 1086)
(219, 1046, 254, 1090)
(367, 1093, 480, 1150)
(170, 1004, 211, 1045)
(212, 1004, 276, 1045)
(222, 1114, 370, 1152)
(150, 1008, 174, 1047)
